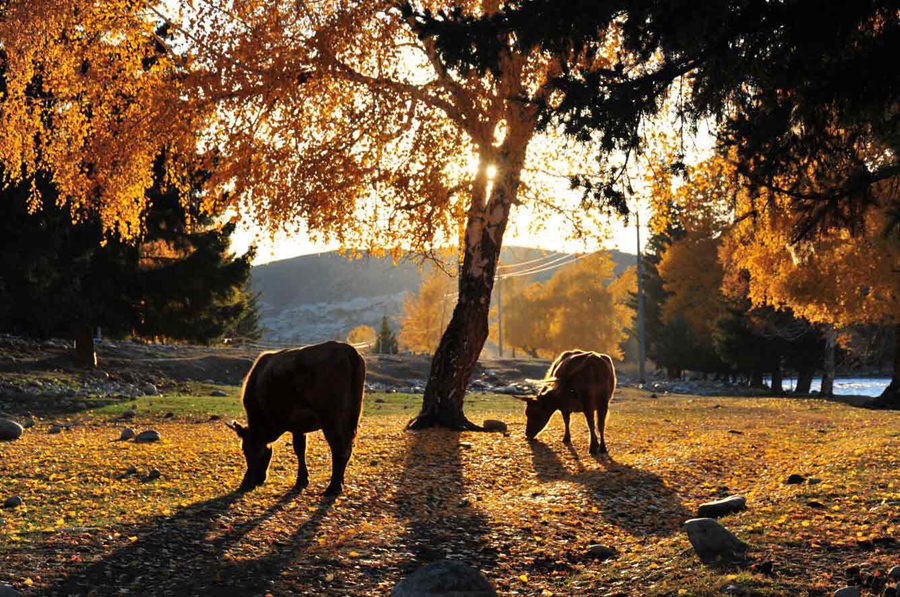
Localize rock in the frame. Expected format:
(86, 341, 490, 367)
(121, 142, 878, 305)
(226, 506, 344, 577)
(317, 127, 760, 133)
(119, 427, 136, 441)
(123, 465, 138, 476)
(0, 585, 24, 597)
(142, 384, 159, 396)
(720, 585, 748, 596)
(48, 424, 63, 434)
(3, 495, 23, 508)
(209, 414, 221, 421)
(586, 544, 617, 561)
(833, 588, 860, 597)
(392, 560, 497, 597)
(0, 418, 24, 441)
(75, 402, 88, 410)
(22, 416, 34, 429)
(121, 409, 136, 420)
(375, 398, 386, 404)
(482, 419, 508, 433)
(684, 518, 748, 564)
(785, 474, 806, 485)
(697, 495, 747, 518)
(808, 477, 822, 485)
(164, 412, 174, 419)
(889, 566, 900, 581)
(147, 468, 161, 480)
(459, 442, 473, 450)
(134, 430, 161, 443)
(210, 389, 228, 397)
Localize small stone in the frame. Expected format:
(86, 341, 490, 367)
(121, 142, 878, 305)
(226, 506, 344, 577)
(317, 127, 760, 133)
(833, 587, 860, 597)
(164, 412, 174, 419)
(209, 414, 221, 421)
(3, 495, 23, 508)
(134, 430, 161, 443)
(728, 430, 744, 435)
(119, 427, 136, 441)
(124, 465, 138, 476)
(458, 441, 473, 449)
(392, 560, 497, 597)
(650, 392, 658, 398)
(147, 468, 161, 480)
(48, 424, 63, 434)
(22, 416, 34, 429)
(0, 418, 24, 441)
(374, 398, 386, 403)
(586, 544, 617, 561)
(785, 474, 806, 485)
(121, 409, 136, 420)
(684, 518, 748, 564)
(888, 566, 900, 581)
(808, 477, 822, 485)
(210, 389, 227, 397)
(721, 585, 748, 596)
(142, 384, 158, 396)
(458, 497, 470, 507)
(75, 402, 88, 410)
(482, 419, 508, 433)
(697, 495, 747, 518)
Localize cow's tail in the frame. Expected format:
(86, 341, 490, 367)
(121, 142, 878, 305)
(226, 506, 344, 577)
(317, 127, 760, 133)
(599, 354, 617, 406)
(348, 346, 366, 442)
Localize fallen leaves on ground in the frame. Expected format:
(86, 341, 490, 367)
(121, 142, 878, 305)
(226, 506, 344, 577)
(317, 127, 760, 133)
(0, 389, 898, 596)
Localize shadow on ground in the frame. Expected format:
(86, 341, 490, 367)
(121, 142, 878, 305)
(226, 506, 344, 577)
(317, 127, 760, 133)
(528, 437, 690, 536)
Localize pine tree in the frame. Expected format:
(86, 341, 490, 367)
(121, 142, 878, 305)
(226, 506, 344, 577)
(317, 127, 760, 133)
(375, 316, 399, 355)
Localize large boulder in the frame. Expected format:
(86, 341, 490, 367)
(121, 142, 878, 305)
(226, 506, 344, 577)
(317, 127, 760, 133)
(392, 560, 497, 597)
(0, 585, 24, 597)
(0, 419, 23, 441)
(684, 518, 748, 564)
(697, 495, 747, 518)
(833, 588, 860, 597)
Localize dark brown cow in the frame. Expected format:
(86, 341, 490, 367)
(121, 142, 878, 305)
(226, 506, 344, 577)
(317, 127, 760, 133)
(227, 341, 365, 495)
(519, 349, 616, 454)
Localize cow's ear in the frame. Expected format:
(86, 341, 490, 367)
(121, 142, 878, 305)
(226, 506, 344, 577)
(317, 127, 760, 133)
(227, 421, 248, 439)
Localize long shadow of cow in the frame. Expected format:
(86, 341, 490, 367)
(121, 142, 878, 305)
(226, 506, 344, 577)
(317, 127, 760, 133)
(528, 439, 690, 537)
(47, 489, 334, 596)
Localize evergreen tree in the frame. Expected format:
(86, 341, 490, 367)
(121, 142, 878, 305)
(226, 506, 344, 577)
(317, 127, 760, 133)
(375, 315, 399, 355)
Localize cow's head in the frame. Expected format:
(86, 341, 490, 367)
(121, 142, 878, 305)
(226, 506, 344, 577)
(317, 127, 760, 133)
(517, 392, 555, 439)
(227, 421, 272, 491)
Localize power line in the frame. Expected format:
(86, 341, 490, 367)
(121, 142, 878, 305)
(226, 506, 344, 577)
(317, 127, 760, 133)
(496, 252, 561, 271)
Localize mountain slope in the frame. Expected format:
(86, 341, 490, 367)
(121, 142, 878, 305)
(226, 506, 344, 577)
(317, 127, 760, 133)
(251, 247, 634, 343)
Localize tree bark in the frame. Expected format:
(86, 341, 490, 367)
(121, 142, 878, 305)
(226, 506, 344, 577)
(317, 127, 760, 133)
(750, 369, 764, 388)
(408, 131, 531, 430)
(795, 368, 813, 394)
(74, 327, 97, 369)
(820, 324, 836, 396)
(771, 356, 783, 394)
(871, 324, 900, 408)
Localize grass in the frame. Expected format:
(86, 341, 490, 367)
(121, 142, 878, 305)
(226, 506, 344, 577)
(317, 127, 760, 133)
(0, 389, 898, 596)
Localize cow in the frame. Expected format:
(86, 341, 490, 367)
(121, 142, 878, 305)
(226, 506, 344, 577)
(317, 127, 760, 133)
(519, 350, 616, 455)
(227, 341, 365, 496)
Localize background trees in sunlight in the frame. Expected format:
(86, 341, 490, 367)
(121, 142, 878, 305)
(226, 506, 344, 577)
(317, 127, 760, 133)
(399, 269, 457, 355)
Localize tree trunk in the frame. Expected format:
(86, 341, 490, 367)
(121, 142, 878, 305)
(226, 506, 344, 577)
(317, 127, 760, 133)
(872, 324, 900, 408)
(795, 368, 813, 394)
(821, 324, 836, 396)
(408, 131, 530, 430)
(74, 327, 97, 369)
(771, 356, 783, 394)
(750, 369, 764, 388)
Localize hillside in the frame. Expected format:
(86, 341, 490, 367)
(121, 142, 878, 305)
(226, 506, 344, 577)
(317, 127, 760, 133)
(251, 246, 634, 343)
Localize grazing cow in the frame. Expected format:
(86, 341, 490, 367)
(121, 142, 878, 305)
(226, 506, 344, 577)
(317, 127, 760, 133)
(227, 341, 365, 496)
(519, 350, 616, 454)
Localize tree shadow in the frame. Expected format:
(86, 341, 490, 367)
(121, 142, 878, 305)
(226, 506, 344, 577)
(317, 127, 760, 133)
(47, 487, 334, 596)
(527, 438, 689, 537)
(394, 429, 498, 574)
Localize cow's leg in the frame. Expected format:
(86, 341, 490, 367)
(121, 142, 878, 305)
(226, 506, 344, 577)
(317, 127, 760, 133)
(292, 432, 309, 491)
(561, 411, 572, 444)
(596, 406, 608, 454)
(321, 427, 352, 497)
(584, 409, 601, 455)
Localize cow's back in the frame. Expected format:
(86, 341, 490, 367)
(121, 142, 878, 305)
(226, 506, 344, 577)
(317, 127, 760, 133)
(557, 351, 616, 408)
(244, 342, 365, 433)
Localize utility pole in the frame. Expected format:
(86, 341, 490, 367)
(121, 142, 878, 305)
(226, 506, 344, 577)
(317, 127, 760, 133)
(636, 211, 647, 383)
(497, 276, 503, 358)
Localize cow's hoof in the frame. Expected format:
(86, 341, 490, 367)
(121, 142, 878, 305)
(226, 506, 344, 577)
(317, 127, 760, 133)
(291, 481, 309, 493)
(599, 445, 608, 455)
(323, 485, 343, 498)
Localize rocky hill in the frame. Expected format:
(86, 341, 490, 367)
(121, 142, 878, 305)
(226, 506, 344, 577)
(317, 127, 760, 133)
(251, 246, 634, 344)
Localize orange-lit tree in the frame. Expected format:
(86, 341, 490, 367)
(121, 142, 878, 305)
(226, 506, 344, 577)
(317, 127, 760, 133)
(0, 1, 664, 428)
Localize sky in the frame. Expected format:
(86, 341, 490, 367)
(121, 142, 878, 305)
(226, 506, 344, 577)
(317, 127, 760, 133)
(231, 205, 650, 266)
